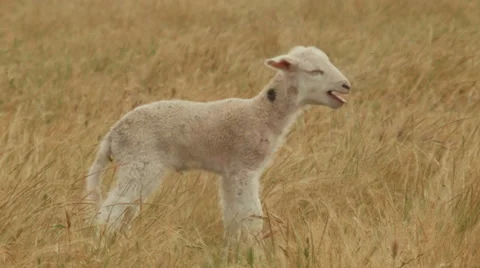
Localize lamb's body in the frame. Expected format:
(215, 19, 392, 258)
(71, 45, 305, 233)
(85, 46, 351, 247)
(111, 94, 289, 175)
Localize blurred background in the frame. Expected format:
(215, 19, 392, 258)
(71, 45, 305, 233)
(0, 0, 479, 267)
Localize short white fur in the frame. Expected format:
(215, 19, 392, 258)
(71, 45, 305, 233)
(85, 45, 351, 245)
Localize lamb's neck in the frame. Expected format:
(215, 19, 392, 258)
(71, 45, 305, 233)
(252, 72, 302, 136)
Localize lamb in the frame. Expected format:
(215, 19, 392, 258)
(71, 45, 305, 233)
(85, 45, 351, 246)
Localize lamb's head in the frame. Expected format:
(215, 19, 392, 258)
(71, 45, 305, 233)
(265, 46, 351, 109)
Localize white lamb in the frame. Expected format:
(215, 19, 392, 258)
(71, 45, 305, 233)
(85, 45, 351, 245)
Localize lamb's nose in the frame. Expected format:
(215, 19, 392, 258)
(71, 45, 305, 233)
(342, 84, 351, 90)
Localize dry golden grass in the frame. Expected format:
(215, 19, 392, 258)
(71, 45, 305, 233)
(1, 0, 480, 267)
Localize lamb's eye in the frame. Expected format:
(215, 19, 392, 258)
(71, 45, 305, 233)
(309, 69, 324, 75)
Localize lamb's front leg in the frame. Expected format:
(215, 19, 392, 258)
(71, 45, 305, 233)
(219, 169, 264, 246)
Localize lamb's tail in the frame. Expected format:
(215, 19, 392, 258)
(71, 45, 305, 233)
(85, 132, 112, 208)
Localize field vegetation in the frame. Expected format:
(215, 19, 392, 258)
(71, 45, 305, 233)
(0, 0, 479, 267)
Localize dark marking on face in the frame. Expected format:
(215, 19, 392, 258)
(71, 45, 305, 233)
(267, 88, 276, 102)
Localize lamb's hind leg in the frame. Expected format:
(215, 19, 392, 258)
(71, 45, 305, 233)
(94, 160, 165, 233)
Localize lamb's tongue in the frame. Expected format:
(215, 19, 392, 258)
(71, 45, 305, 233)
(331, 91, 347, 103)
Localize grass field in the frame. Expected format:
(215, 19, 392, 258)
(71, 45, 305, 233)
(1, 0, 480, 267)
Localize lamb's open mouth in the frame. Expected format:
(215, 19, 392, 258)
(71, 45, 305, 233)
(327, 90, 347, 104)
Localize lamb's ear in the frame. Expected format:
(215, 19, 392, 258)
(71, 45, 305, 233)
(264, 55, 298, 71)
